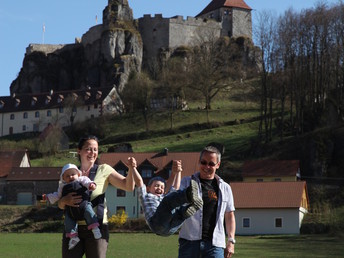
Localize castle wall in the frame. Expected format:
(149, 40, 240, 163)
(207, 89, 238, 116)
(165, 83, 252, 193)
(138, 14, 170, 61)
(231, 8, 252, 39)
(138, 15, 222, 61)
(26, 44, 66, 55)
(169, 16, 221, 48)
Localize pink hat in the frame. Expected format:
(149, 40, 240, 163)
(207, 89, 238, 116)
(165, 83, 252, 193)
(60, 163, 81, 181)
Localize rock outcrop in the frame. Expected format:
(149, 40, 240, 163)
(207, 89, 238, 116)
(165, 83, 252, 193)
(10, 0, 142, 114)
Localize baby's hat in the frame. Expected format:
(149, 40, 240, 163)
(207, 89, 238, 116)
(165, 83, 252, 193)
(60, 163, 82, 181)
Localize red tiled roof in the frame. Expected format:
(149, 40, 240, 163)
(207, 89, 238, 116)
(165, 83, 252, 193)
(242, 160, 300, 177)
(0, 150, 28, 177)
(6, 167, 61, 181)
(100, 151, 200, 178)
(231, 181, 309, 209)
(197, 0, 252, 17)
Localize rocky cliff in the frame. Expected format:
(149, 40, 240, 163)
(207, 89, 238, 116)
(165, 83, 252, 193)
(10, 0, 143, 113)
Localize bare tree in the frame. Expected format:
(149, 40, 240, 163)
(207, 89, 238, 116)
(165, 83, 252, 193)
(121, 72, 154, 131)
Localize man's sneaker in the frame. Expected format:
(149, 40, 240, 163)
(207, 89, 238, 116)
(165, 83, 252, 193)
(68, 236, 80, 250)
(184, 205, 197, 217)
(186, 179, 203, 207)
(92, 228, 102, 239)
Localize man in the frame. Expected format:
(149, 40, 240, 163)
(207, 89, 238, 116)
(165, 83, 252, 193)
(178, 145, 236, 258)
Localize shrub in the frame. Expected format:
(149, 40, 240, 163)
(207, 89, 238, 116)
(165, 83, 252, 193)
(108, 210, 128, 228)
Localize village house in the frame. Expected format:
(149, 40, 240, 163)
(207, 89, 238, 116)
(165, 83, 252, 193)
(242, 159, 301, 182)
(0, 150, 30, 204)
(99, 150, 200, 218)
(6, 167, 61, 205)
(231, 181, 309, 235)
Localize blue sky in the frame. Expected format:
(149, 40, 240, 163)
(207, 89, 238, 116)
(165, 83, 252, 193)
(0, 0, 339, 97)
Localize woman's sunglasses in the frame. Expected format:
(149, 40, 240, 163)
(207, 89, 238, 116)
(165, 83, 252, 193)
(200, 160, 218, 167)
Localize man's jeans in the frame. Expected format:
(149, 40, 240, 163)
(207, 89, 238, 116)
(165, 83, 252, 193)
(178, 238, 224, 258)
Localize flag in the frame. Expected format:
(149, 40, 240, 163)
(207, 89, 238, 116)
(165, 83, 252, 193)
(43, 23, 45, 33)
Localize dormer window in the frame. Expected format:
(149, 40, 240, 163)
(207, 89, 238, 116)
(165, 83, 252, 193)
(96, 91, 102, 100)
(45, 96, 51, 105)
(85, 92, 91, 100)
(31, 97, 37, 106)
(0, 100, 4, 109)
(72, 93, 78, 101)
(15, 99, 20, 107)
(58, 94, 64, 103)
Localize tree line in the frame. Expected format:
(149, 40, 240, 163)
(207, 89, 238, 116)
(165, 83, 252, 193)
(255, 1, 344, 142)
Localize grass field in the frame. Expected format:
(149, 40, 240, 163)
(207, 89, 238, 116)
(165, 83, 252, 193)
(1, 233, 343, 258)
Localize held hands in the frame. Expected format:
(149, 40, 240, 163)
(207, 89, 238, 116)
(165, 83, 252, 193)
(172, 160, 182, 174)
(127, 157, 137, 168)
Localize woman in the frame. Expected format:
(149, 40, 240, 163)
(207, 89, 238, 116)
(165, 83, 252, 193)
(58, 135, 135, 258)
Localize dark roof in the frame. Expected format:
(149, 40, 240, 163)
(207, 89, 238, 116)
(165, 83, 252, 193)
(0, 87, 113, 114)
(242, 160, 300, 177)
(197, 0, 252, 17)
(6, 167, 61, 181)
(231, 181, 309, 209)
(100, 151, 200, 177)
(0, 150, 28, 177)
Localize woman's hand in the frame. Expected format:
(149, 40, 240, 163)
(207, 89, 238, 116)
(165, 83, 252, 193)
(58, 192, 82, 209)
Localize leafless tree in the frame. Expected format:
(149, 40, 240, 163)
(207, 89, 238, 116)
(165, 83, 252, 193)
(121, 72, 154, 131)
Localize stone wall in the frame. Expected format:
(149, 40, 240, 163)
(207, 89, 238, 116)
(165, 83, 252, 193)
(138, 14, 170, 61)
(169, 16, 221, 48)
(138, 14, 222, 61)
(232, 8, 252, 38)
(26, 44, 66, 55)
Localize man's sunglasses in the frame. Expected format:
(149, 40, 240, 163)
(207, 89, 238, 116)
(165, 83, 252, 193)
(200, 160, 218, 167)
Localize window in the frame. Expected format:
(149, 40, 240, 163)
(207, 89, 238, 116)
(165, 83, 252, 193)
(10, 114, 15, 120)
(256, 179, 263, 182)
(133, 206, 136, 215)
(35, 111, 40, 118)
(117, 169, 126, 176)
(47, 110, 52, 117)
(116, 206, 126, 212)
(142, 169, 152, 178)
(274, 178, 282, 182)
(9, 127, 13, 135)
(59, 107, 64, 113)
(243, 218, 250, 228)
(117, 189, 126, 197)
(23, 112, 28, 119)
(33, 124, 39, 132)
(22, 125, 26, 131)
(87, 105, 91, 111)
(94, 103, 98, 109)
(275, 218, 282, 228)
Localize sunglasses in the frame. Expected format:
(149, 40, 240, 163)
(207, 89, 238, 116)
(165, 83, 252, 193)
(200, 160, 218, 167)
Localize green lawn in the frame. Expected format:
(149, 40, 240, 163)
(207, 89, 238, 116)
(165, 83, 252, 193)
(0, 233, 343, 257)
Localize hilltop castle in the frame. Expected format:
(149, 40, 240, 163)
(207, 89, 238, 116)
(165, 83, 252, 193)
(0, 0, 255, 137)
(23, 0, 252, 78)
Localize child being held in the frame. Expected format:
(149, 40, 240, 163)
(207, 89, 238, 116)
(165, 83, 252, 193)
(127, 157, 203, 236)
(41, 163, 101, 250)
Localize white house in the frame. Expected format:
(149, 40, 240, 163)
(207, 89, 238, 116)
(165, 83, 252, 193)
(231, 181, 309, 235)
(0, 87, 112, 137)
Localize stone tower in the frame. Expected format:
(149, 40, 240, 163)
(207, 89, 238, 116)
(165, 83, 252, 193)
(196, 0, 252, 39)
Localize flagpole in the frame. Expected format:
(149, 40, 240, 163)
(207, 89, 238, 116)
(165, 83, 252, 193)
(42, 23, 45, 44)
